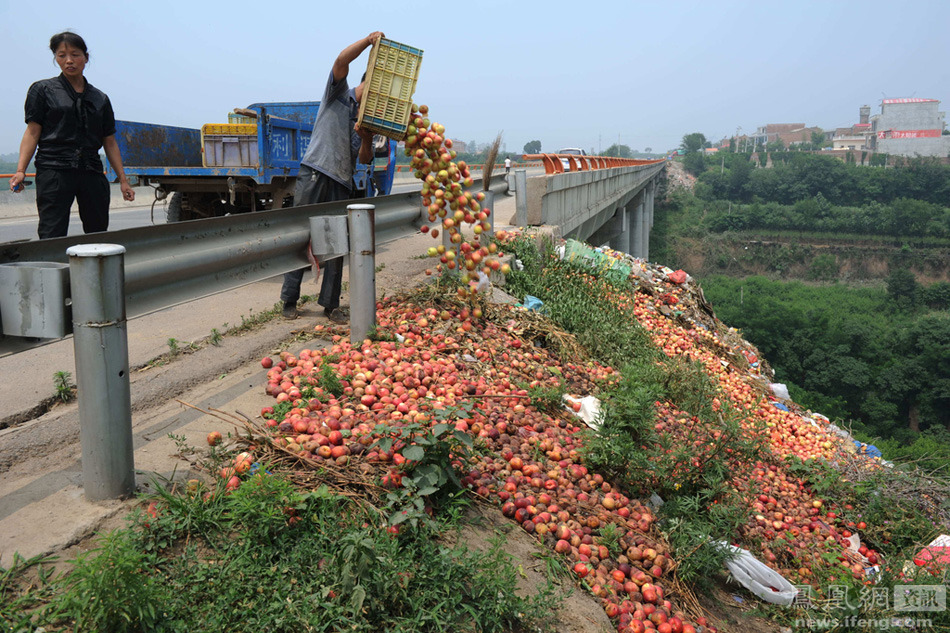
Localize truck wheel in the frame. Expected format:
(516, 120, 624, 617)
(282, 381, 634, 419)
(166, 193, 219, 221)
(166, 192, 188, 222)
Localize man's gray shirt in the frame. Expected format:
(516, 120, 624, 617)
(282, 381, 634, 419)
(301, 71, 361, 189)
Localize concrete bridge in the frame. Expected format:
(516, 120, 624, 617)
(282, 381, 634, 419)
(516, 155, 666, 260)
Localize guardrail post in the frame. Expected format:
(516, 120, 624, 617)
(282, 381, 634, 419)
(347, 204, 376, 344)
(514, 169, 528, 227)
(67, 244, 135, 501)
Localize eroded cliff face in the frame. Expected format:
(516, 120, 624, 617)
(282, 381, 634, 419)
(669, 235, 950, 284)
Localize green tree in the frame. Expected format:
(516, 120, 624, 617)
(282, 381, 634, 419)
(886, 267, 919, 309)
(683, 152, 706, 176)
(680, 132, 709, 154)
(807, 253, 839, 281)
(603, 143, 632, 158)
(523, 140, 541, 154)
(921, 282, 950, 310)
(644, 147, 653, 154)
(728, 156, 753, 200)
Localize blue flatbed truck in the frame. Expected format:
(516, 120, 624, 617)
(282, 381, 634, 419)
(104, 101, 397, 221)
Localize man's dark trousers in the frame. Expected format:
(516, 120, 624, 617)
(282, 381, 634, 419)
(280, 165, 361, 310)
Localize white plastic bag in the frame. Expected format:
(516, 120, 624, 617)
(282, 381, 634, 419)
(716, 542, 798, 606)
(475, 271, 491, 294)
(770, 383, 790, 400)
(562, 395, 603, 429)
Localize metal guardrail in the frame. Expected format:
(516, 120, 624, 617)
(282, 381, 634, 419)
(0, 174, 510, 357)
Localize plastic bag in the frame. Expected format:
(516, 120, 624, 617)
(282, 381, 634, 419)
(522, 295, 544, 312)
(562, 394, 603, 429)
(475, 271, 491, 294)
(306, 240, 322, 284)
(770, 383, 790, 400)
(667, 269, 688, 284)
(716, 541, 798, 606)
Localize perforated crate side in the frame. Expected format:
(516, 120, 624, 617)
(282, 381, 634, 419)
(358, 39, 423, 140)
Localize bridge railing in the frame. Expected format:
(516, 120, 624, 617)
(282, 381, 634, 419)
(523, 153, 665, 175)
(394, 162, 541, 173)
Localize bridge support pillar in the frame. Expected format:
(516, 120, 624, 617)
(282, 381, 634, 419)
(630, 197, 644, 259)
(604, 205, 628, 252)
(643, 180, 655, 262)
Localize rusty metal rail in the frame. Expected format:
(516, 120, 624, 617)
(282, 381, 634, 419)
(523, 154, 666, 175)
(395, 162, 540, 173)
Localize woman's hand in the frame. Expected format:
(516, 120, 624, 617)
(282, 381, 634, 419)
(120, 180, 135, 201)
(9, 171, 26, 193)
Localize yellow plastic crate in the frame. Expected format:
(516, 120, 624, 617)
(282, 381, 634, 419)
(201, 123, 259, 168)
(357, 38, 423, 141)
(227, 113, 257, 125)
(202, 123, 257, 136)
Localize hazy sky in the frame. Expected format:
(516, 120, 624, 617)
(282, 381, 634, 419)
(2, 0, 949, 157)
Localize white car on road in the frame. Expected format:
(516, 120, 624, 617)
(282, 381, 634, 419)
(557, 147, 587, 171)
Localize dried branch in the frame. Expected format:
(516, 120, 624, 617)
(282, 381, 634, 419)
(482, 132, 503, 189)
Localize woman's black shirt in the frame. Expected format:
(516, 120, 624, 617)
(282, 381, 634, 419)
(24, 73, 116, 172)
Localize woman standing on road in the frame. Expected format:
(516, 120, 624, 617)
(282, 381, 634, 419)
(8, 31, 134, 239)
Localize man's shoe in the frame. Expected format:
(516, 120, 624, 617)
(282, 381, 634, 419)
(282, 302, 298, 320)
(325, 308, 348, 324)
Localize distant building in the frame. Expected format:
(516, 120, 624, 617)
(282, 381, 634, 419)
(751, 123, 822, 148)
(776, 126, 822, 148)
(830, 105, 877, 150)
(760, 123, 806, 135)
(869, 99, 950, 157)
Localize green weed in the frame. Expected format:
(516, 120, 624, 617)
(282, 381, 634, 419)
(53, 370, 73, 403)
(0, 553, 59, 631)
(373, 420, 474, 530)
(55, 530, 165, 632)
(5, 468, 558, 632)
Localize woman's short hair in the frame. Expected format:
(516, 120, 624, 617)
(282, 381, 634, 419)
(49, 31, 89, 58)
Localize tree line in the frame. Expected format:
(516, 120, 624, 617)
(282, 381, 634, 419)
(685, 152, 950, 239)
